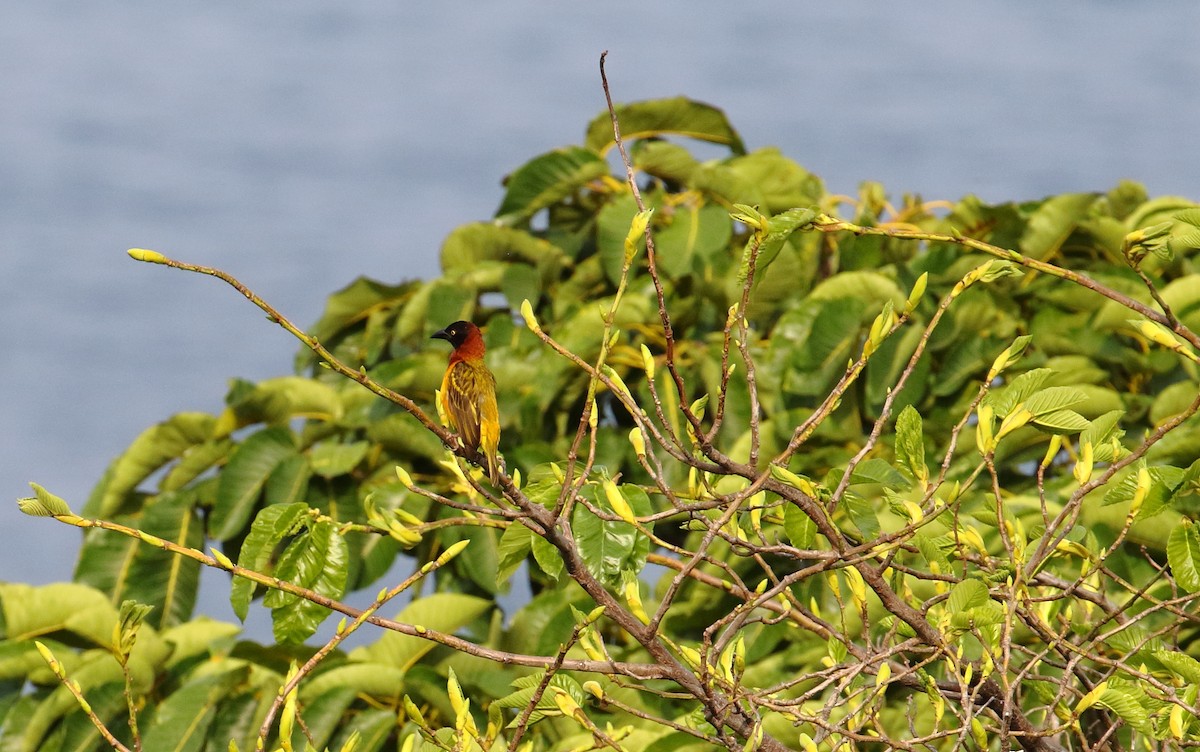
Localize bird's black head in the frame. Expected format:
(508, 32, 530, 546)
(431, 320, 474, 348)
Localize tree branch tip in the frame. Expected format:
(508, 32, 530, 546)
(127, 248, 168, 264)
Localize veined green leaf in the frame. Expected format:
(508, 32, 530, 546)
(530, 532, 565, 580)
(161, 438, 234, 492)
(1153, 650, 1200, 685)
(657, 201, 732, 279)
(574, 484, 637, 585)
(783, 504, 817, 549)
(847, 458, 910, 490)
(895, 406, 928, 484)
(268, 520, 349, 644)
(124, 489, 204, 629)
(0, 583, 118, 647)
(308, 440, 371, 479)
(495, 522, 533, 590)
(585, 96, 745, 155)
(210, 427, 298, 541)
(285, 687, 358, 752)
(494, 673, 585, 726)
(230, 502, 309, 621)
(842, 493, 880, 540)
(1091, 681, 1153, 734)
(807, 270, 905, 310)
(495, 146, 608, 225)
(325, 708, 395, 752)
(264, 453, 311, 506)
(986, 368, 1053, 416)
(88, 412, 216, 517)
(141, 667, 250, 752)
(1020, 192, 1099, 260)
(440, 222, 570, 280)
(1022, 385, 1090, 416)
(299, 664, 408, 702)
(946, 579, 989, 615)
(1031, 409, 1090, 434)
(1168, 521, 1200, 593)
(631, 139, 700, 183)
(222, 376, 344, 427)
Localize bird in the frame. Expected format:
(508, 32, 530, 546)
(431, 320, 501, 484)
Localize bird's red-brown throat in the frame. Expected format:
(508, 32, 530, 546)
(432, 320, 486, 363)
(431, 321, 500, 484)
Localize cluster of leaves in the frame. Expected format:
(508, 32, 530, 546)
(7, 93, 1200, 752)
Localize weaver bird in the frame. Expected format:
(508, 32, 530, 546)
(431, 320, 501, 484)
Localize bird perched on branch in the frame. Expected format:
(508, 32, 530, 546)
(431, 320, 501, 484)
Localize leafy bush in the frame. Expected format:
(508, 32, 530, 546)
(8, 91, 1200, 752)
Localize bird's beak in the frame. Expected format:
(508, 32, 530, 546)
(431, 327, 450, 342)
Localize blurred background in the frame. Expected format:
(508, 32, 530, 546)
(4, 1, 1199, 636)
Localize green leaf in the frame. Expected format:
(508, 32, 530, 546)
(1168, 520, 1200, 593)
(621, 484, 654, 575)
(141, 668, 249, 752)
(530, 532, 564, 580)
(88, 412, 216, 517)
(495, 672, 585, 725)
(1020, 193, 1098, 260)
(123, 489, 204, 628)
(308, 440, 370, 479)
(776, 297, 865, 397)
(230, 502, 309, 620)
(894, 406, 928, 484)
(596, 192, 641, 285)
(914, 533, 951, 573)
(573, 484, 638, 585)
(1022, 386, 1090, 417)
(210, 427, 298, 541)
(304, 275, 416, 342)
(441, 524, 502, 595)
(267, 520, 349, 644)
(351, 594, 492, 671)
(783, 504, 816, 549)
(947, 578, 989, 614)
(1031, 409, 1090, 434)
(161, 438, 234, 492)
(1092, 681, 1152, 734)
(285, 687, 358, 752)
(495, 146, 609, 225)
(264, 454, 311, 506)
(585, 96, 745, 155)
(741, 206, 817, 285)
(1080, 410, 1125, 457)
(1150, 381, 1199, 426)
(1152, 650, 1200, 684)
(299, 664, 408, 703)
(987, 368, 1053, 416)
(847, 458, 910, 490)
(842, 493, 880, 540)
(656, 201, 733, 279)
(807, 270, 905, 309)
(223, 376, 344, 426)
(0, 583, 118, 646)
(496, 522, 533, 589)
(501, 263, 542, 313)
(326, 708, 395, 752)
(440, 222, 570, 281)
(631, 139, 700, 183)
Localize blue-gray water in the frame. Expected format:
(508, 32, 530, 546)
(5, 1, 1200, 639)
